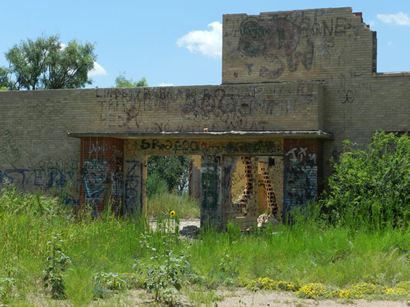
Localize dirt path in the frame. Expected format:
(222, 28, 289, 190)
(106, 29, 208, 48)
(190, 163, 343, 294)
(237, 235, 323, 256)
(217, 289, 409, 306)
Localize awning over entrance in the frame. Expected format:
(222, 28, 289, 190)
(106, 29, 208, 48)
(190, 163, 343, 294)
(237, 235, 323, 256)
(67, 130, 333, 140)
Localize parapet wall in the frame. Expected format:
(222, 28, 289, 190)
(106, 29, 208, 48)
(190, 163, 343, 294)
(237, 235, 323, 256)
(223, 7, 376, 83)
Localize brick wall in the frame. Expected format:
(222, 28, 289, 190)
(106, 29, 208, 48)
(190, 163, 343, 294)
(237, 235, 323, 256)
(0, 7, 409, 217)
(223, 7, 376, 83)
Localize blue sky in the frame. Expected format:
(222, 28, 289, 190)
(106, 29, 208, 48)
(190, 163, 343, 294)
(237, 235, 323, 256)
(1, 0, 410, 88)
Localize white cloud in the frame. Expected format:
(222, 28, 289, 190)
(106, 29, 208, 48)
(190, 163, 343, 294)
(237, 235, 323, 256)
(88, 62, 107, 77)
(177, 21, 222, 58)
(377, 12, 410, 26)
(157, 82, 175, 87)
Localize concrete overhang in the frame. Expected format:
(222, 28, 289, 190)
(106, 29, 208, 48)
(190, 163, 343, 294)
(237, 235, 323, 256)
(67, 130, 333, 140)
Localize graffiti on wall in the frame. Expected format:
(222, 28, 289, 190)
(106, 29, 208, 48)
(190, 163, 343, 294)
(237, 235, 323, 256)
(284, 147, 318, 209)
(82, 159, 109, 212)
(96, 87, 175, 128)
(96, 84, 315, 130)
(238, 12, 355, 79)
(200, 156, 221, 227)
(124, 160, 141, 215)
(0, 160, 80, 205)
(135, 139, 282, 155)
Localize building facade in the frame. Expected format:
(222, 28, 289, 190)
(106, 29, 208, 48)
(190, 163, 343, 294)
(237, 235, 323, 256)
(0, 7, 409, 228)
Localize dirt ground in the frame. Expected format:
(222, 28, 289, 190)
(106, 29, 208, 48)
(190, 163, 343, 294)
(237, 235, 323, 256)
(97, 220, 409, 306)
(98, 288, 409, 306)
(216, 288, 409, 307)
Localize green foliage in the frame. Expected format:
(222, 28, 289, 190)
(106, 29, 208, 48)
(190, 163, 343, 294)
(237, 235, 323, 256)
(148, 155, 190, 194)
(43, 234, 71, 299)
(323, 132, 410, 230)
(146, 172, 168, 197)
(135, 224, 198, 305)
(147, 192, 200, 219)
(93, 272, 127, 299)
(115, 74, 147, 88)
(1, 188, 410, 304)
(2, 35, 95, 90)
(0, 67, 9, 89)
(245, 277, 299, 291)
(0, 277, 15, 303)
(0, 185, 72, 220)
(216, 249, 239, 284)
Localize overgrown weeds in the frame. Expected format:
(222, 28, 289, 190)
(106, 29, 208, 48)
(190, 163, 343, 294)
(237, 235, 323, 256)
(321, 132, 410, 230)
(0, 132, 409, 305)
(42, 233, 71, 299)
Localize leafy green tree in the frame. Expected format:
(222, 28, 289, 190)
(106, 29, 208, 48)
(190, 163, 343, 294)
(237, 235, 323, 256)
(2, 35, 96, 90)
(148, 156, 190, 195)
(322, 132, 410, 230)
(115, 74, 147, 88)
(0, 67, 9, 90)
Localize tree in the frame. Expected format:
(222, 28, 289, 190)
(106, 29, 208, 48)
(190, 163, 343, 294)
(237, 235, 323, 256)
(147, 156, 190, 195)
(1, 35, 96, 90)
(322, 132, 410, 230)
(0, 67, 9, 90)
(115, 74, 147, 88)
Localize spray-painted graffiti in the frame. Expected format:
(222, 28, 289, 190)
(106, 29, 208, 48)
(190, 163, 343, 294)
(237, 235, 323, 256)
(136, 139, 282, 155)
(97, 87, 175, 128)
(238, 12, 354, 79)
(200, 156, 221, 227)
(124, 160, 141, 215)
(82, 159, 109, 213)
(97, 84, 316, 129)
(284, 147, 318, 209)
(0, 160, 80, 205)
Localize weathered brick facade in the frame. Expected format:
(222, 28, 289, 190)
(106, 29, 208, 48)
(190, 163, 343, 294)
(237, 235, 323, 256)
(0, 7, 409, 228)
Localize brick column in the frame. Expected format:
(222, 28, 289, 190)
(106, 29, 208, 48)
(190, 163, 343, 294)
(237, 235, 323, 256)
(80, 137, 124, 216)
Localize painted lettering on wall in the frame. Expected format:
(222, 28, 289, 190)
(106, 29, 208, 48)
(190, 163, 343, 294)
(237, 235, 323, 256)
(96, 84, 315, 130)
(237, 12, 354, 79)
(200, 156, 221, 227)
(124, 160, 141, 215)
(136, 139, 283, 155)
(0, 160, 80, 205)
(284, 147, 318, 209)
(82, 159, 109, 214)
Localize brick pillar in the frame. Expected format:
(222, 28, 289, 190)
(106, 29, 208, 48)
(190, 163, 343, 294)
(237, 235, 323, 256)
(283, 139, 322, 216)
(80, 137, 124, 216)
(124, 140, 146, 216)
(200, 155, 222, 229)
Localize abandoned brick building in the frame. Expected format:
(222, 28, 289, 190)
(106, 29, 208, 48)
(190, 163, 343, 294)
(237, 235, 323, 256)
(1, 7, 409, 228)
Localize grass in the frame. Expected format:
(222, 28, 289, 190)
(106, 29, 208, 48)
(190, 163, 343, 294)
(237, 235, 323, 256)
(0, 187, 409, 305)
(146, 192, 200, 219)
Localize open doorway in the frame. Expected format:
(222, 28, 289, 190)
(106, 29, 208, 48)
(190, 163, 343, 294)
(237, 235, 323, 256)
(228, 155, 283, 229)
(146, 154, 201, 222)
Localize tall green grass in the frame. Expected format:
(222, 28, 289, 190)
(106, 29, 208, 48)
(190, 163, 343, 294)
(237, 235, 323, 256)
(0, 186, 409, 305)
(147, 192, 199, 219)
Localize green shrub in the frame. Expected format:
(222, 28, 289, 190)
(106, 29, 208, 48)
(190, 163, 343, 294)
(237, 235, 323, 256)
(43, 234, 71, 299)
(147, 192, 199, 219)
(0, 277, 15, 303)
(146, 172, 168, 197)
(322, 132, 410, 230)
(93, 272, 127, 299)
(0, 185, 72, 220)
(148, 155, 190, 194)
